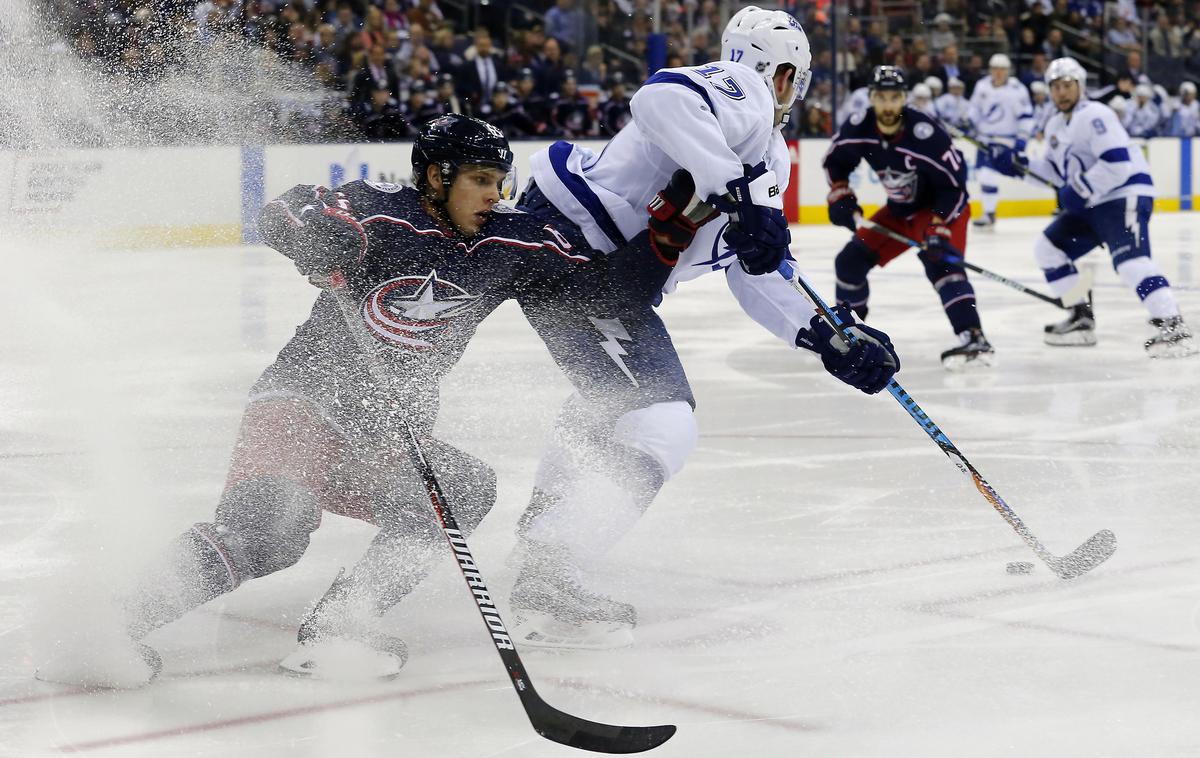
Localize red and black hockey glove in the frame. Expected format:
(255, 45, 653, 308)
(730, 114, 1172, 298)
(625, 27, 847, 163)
(646, 169, 718, 265)
(826, 181, 862, 232)
(921, 220, 954, 262)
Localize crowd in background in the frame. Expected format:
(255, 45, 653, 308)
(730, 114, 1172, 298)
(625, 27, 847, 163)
(43, 0, 1200, 141)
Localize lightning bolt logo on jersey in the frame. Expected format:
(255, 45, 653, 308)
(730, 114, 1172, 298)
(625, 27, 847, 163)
(588, 317, 638, 387)
(363, 270, 481, 351)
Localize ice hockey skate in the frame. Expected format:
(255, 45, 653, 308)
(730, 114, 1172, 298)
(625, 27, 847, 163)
(279, 570, 408, 680)
(971, 212, 996, 230)
(35, 636, 162, 690)
(1044, 302, 1097, 346)
(509, 542, 636, 650)
(1145, 316, 1197, 358)
(940, 328, 996, 370)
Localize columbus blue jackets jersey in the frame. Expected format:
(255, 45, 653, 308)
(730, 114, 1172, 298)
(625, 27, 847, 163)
(255, 181, 662, 422)
(823, 107, 969, 222)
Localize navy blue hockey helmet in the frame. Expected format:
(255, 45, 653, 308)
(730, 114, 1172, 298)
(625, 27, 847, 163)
(411, 114, 515, 196)
(869, 65, 907, 92)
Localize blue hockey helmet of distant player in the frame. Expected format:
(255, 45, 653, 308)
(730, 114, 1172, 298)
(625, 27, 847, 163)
(869, 65, 907, 92)
(411, 114, 516, 199)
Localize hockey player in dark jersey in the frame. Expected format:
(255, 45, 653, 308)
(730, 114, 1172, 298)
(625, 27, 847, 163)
(824, 65, 994, 370)
(34, 115, 709, 687)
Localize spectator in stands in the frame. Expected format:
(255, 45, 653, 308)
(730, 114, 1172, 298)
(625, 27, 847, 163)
(459, 28, 507, 110)
(1149, 11, 1185, 58)
(599, 72, 632, 136)
(514, 67, 552, 134)
(1020, 53, 1049, 86)
(1043, 28, 1066, 59)
(578, 44, 607, 86)
(1106, 16, 1140, 54)
(482, 83, 541, 138)
(382, 0, 408, 32)
(1168, 81, 1199, 136)
(351, 44, 400, 104)
(400, 80, 432, 129)
(533, 37, 568, 97)
(550, 72, 593, 138)
(864, 20, 887, 67)
(1125, 50, 1145, 81)
(407, 0, 444, 30)
(935, 44, 962, 86)
(433, 72, 466, 118)
(428, 26, 463, 73)
(1094, 70, 1137, 105)
(353, 85, 408, 140)
(929, 13, 956, 53)
(545, 0, 593, 55)
(961, 53, 985, 94)
(909, 54, 934, 88)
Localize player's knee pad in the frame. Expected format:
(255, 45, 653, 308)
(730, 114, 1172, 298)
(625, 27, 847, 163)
(1033, 233, 1072, 272)
(213, 477, 321, 580)
(612, 400, 697, 482)
(1114, 255, 1169, 297)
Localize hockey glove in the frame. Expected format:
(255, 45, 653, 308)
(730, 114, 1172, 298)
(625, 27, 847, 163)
(921, 221, 955, 261)
(723, 208, 791, 275)
(826, 182, 862, 232)
(258, 186, 369, 277)
(1057, 183, 1088, 214)
(646, 169, 719, 265)
(796, 306, 900, 395)
(709, 161, 775, 238)
(989, 145, 1029, 178)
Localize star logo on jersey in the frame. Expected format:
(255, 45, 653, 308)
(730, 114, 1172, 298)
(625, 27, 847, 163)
(877, 166, 918, 204)
(362, 271, 481, 351)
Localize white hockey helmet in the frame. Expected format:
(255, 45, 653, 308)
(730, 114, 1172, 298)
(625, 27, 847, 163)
(911, 83, 932, 100)
(721, 6, 813, 114)
(989, 53, 1012, 70)
(1030, 80, 1048, 94)
(925, 75, 944, 93)
(1109, 95, 1127, 113)
(948, 76, 965, 91)
(1180, 81, 1196, 96)
(1134, 83, 1153, 99)
(1045, 57, 1087, 87)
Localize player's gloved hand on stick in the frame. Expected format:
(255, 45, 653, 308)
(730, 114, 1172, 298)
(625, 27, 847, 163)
(989, 145, 1029, 178)
(1057, 180, 1089, 213)
(646, 169, 717, 265)
(796, 305, 900, 394)
(826, 181, 862, 232)
(723, 207, 791, 275)
(921, 221, 955, 261)
(291, 188, 369, 276)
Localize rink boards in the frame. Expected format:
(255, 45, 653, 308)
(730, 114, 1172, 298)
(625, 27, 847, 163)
(0, 137, 1195, 248)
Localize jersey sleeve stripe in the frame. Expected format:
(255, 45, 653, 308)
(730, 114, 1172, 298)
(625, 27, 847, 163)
(1099, 147, 1131, 163)
(642, 71, 717, 114)
(547, 141, 629, 248)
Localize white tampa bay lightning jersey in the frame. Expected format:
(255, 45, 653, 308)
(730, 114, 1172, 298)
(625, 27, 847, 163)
(1171, 100, 1199, 136)
(1026, 99, 1154, 207)
(935, 93, 970, 128)
(967, 77, 1033, 140)
(528, 59, 818, 346)
(1031, 99, 1054, 136)
(839, 86, 870, 120)
(1124, 100, 1162, 138)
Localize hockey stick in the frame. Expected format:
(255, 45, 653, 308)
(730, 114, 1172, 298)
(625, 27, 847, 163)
(776, 261, 1116, 579)
(943, 123, 1058, 189)
(855, 215, 1093, 309)
(326, 277, 675, 753)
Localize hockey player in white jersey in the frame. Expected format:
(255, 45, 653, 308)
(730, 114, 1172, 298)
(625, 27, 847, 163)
(967, 54, 1033, 229)
(1167, 81, 1198, 137)
(510, 6, 901, 648)
(1029, 80, 1054, 138)
(993, 57, 1194, 357)
(910, 82, 936, 117)
(1125, 83, 1162, 137)
(935, 77, 970, 129)
(839, 84, 871, 121)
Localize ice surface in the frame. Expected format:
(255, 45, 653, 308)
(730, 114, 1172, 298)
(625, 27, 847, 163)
(1, 216, 1198, 757)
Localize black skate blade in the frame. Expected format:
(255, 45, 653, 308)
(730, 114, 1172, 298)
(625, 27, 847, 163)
(528, 698, 676, 754)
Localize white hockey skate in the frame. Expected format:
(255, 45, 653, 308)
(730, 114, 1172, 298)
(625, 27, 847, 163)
(1045, 303, 1097, 346)
(940, 328, 996, 371)
(509, 557, 636, 651)
(1145, 316, 1197, 358)
(279, 570, 408, 680)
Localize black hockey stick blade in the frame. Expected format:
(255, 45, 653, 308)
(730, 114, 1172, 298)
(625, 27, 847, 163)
(527, 698, 676, 754)
(1045, 529, 1117, 579)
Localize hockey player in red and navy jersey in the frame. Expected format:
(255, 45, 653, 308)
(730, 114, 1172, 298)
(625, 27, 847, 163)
(33, 115, 709, 689)
(824, 66, 995, 370)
